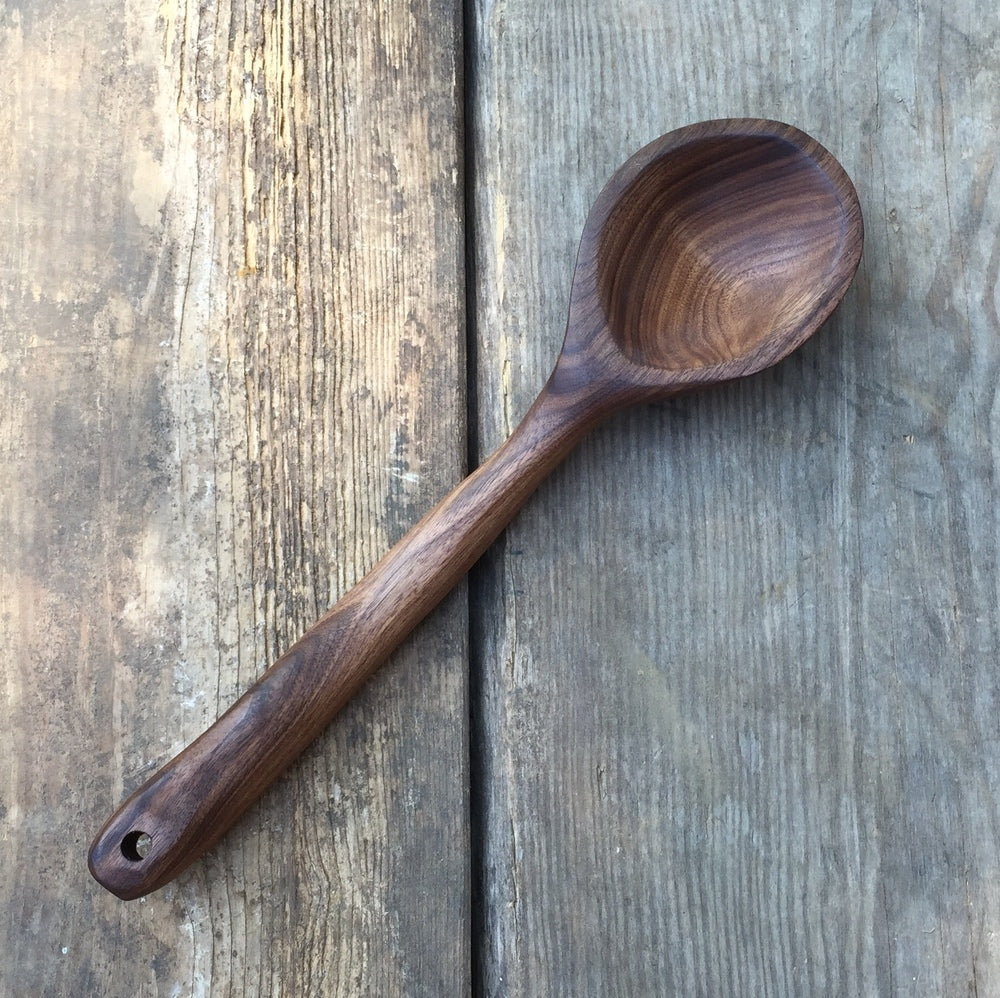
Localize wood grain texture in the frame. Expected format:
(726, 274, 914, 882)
(0, 0, 465, 994)
(4, 0, 999, 993)
(87, 117, 860, 902)
(468, 0, 1000, 995)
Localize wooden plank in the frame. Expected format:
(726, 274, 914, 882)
(0, 0, 465, 994)
(468, 0, 1000, 994)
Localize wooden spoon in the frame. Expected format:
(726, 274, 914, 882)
(89, 118, 863, 899)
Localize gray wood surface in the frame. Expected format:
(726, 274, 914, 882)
(3, 0, 1000, 995)
(468, 0, 1000, 995)
(0, 0, 466, 995)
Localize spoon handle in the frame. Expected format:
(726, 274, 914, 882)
(88, 373, 591, 899)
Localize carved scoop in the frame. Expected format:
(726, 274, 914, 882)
(90, 118, 863, 899)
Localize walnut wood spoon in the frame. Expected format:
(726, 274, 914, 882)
(89, 118, 863, 899)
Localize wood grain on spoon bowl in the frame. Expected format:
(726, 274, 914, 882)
(557, 118, 862, 407)
(89, 118, 862, 900)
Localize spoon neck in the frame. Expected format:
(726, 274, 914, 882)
(486, 371, 594, 492)
(542, 340, 635, 433)
(516, 361, 616, 454)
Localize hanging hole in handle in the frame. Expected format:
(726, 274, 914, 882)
(121, 830, 152, 862)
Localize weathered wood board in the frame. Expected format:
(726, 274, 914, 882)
(0, 0, 465, 995)
(468, 0, 1000, 995)
(4, 0, 1000, 994)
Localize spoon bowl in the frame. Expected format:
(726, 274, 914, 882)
(558, 119, 862, 405)
(90, 118, 862, 900)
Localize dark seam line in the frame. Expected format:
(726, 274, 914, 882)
(460, 1, 487, 995)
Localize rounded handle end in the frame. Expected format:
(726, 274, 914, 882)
(88, 751, 220, 900)
(89, 808, 169, 900)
